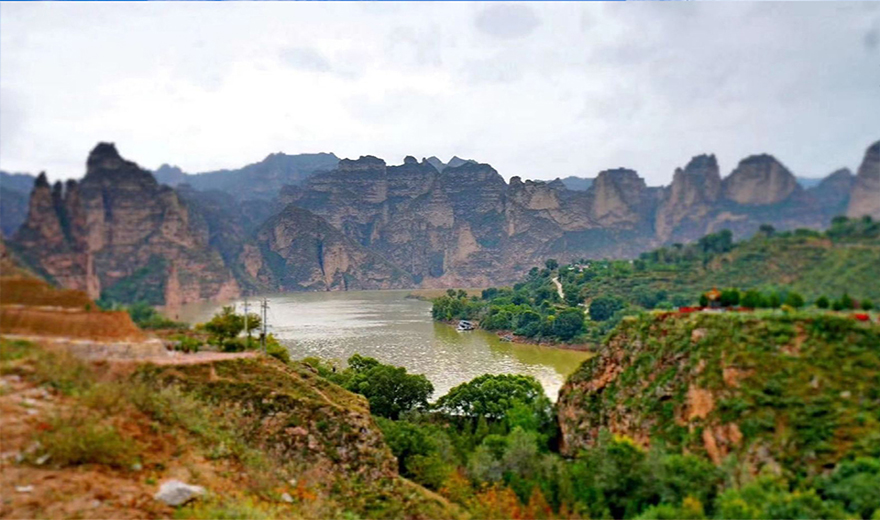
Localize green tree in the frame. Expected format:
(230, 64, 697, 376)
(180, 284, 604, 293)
(545, 259, 559, 271)
(816, 296, 830, 309)
(203, 306, 245, 341)
(343, 355, 433, 419)
(861, 299, 874, 311)
(719, 289, 740, 307)
(435, 374, 551, 423)
(589, 296, 625, 322)
(784, 291, 805, 309)
(818, 457, 880, 519)
(741, 290, 766, 309)
(551, 308, 586, 340)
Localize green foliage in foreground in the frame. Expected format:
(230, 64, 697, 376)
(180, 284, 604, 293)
(308, 354, 434, 420)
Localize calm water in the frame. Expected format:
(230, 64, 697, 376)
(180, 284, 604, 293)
(171, 290, 590, 401)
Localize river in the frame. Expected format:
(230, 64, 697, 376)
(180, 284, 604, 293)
(171, 290, 591, 401)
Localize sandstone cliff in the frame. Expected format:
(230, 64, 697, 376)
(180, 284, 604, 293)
(721, 154, 801, 205)
(15, 140, 879, 296)
(655, 155, 721, 241)
(256, 204, 413, 291)
(14, 143, 239, 305)
(847, 140, 880, 219)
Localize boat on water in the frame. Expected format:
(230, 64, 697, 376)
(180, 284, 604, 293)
(457, 320, 475, 331)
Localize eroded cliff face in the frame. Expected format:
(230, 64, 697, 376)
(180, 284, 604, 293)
(256, 204, 413, 291)
(14, 143, 239, 305)
(14, 141, 878, 297)
(847, 140, 880, 219)
(655, 155, 722, 241)
(721, 155, 800, 205)
(557, 313, 880, 473)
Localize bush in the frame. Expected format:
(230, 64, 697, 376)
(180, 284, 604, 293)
(265, 335, 290, 363)
(816, 296, 830, 309)
(37, 413, 135, 468)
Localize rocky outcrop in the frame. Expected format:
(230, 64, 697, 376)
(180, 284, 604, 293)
(557, 312, 880, 473)
(14, 143, 239, 305)
(721, 155, 800, 205)
(655, 155, 721, 241)
(256, 204, 413, 291)
(807, 168, 854, 212)
(14, 140, 878, 296)
(847, 140, 880, 219)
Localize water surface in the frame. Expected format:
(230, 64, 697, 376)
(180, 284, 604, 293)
(172, 290, 591, 400)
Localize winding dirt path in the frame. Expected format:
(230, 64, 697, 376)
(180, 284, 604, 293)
(552, 276, 565, 300)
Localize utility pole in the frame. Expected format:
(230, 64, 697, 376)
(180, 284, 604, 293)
(242, 297, 251, 346)
(260, 298, 268, 354)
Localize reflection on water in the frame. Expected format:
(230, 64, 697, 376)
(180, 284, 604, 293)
(171, 290, 591, 400)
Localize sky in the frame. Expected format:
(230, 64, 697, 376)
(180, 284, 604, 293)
(1, 2, 878, 186)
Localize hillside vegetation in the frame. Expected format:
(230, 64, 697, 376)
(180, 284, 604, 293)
(432, 217, 880, 344)
(0, 340, 460, 519)
(554, 310, 880, 519)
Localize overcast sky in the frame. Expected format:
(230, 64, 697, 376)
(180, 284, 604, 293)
(1, 2, 878, 185)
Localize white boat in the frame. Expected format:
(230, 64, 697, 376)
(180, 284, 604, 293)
(456, 320, 475, 331)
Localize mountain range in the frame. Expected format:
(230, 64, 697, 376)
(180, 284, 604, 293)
(4, 140, 878, 306)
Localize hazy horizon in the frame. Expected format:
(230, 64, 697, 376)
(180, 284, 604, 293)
(2, 2, 878, 184)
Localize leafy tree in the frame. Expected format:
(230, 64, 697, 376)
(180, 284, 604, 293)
(741, 290, 766, 309)
(590, 296, 625, 322)
(861, 299, 874, 311)
(551, 308, 586, 341)
(767, 292, 782, 309)
(839, 293, 856, 310)
(203, 306, 245, 340)
(714, 475, 848, 519)
(817, 457, 880, 519)
(699, 294, 710, 307)
(343, 355, 433, 420)
(719, 289, 740, 308)
(816, 296, 830, 309)
(784, 291, 805, 309)
(435, 374, 551, 422)
(545, 259, 559, 271)
(758, 224, 776, 237)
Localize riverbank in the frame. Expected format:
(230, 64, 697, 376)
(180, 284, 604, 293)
(437, 319, 594, 352)
(405, 288, 484, 301)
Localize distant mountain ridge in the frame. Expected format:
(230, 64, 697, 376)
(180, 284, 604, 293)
(0, 171, 36, 238)
(153, 152, 340, 201)
(9, 139, 880, 303)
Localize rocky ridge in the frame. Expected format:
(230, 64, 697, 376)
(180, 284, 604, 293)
(11, 140, 880, 297)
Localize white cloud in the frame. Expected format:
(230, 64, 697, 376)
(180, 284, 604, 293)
(0, 2, 877, 185)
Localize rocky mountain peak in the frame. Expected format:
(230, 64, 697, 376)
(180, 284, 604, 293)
(446, 156, 476, 169)
(589, 168, 647, 223)
(722, 154, 799, 205)
(338, 155, 387, 173)
(34, 172, 50, 189)
(847, 140, 880, 219)
(425, 156, 446, 172)
(403, 156, 418, 166)
(673, 154, 721, 202)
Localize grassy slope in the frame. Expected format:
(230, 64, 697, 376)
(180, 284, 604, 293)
(558, 311, 880, 477)
(578, 233, 880, 306)
(0, 339, 462, 519)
